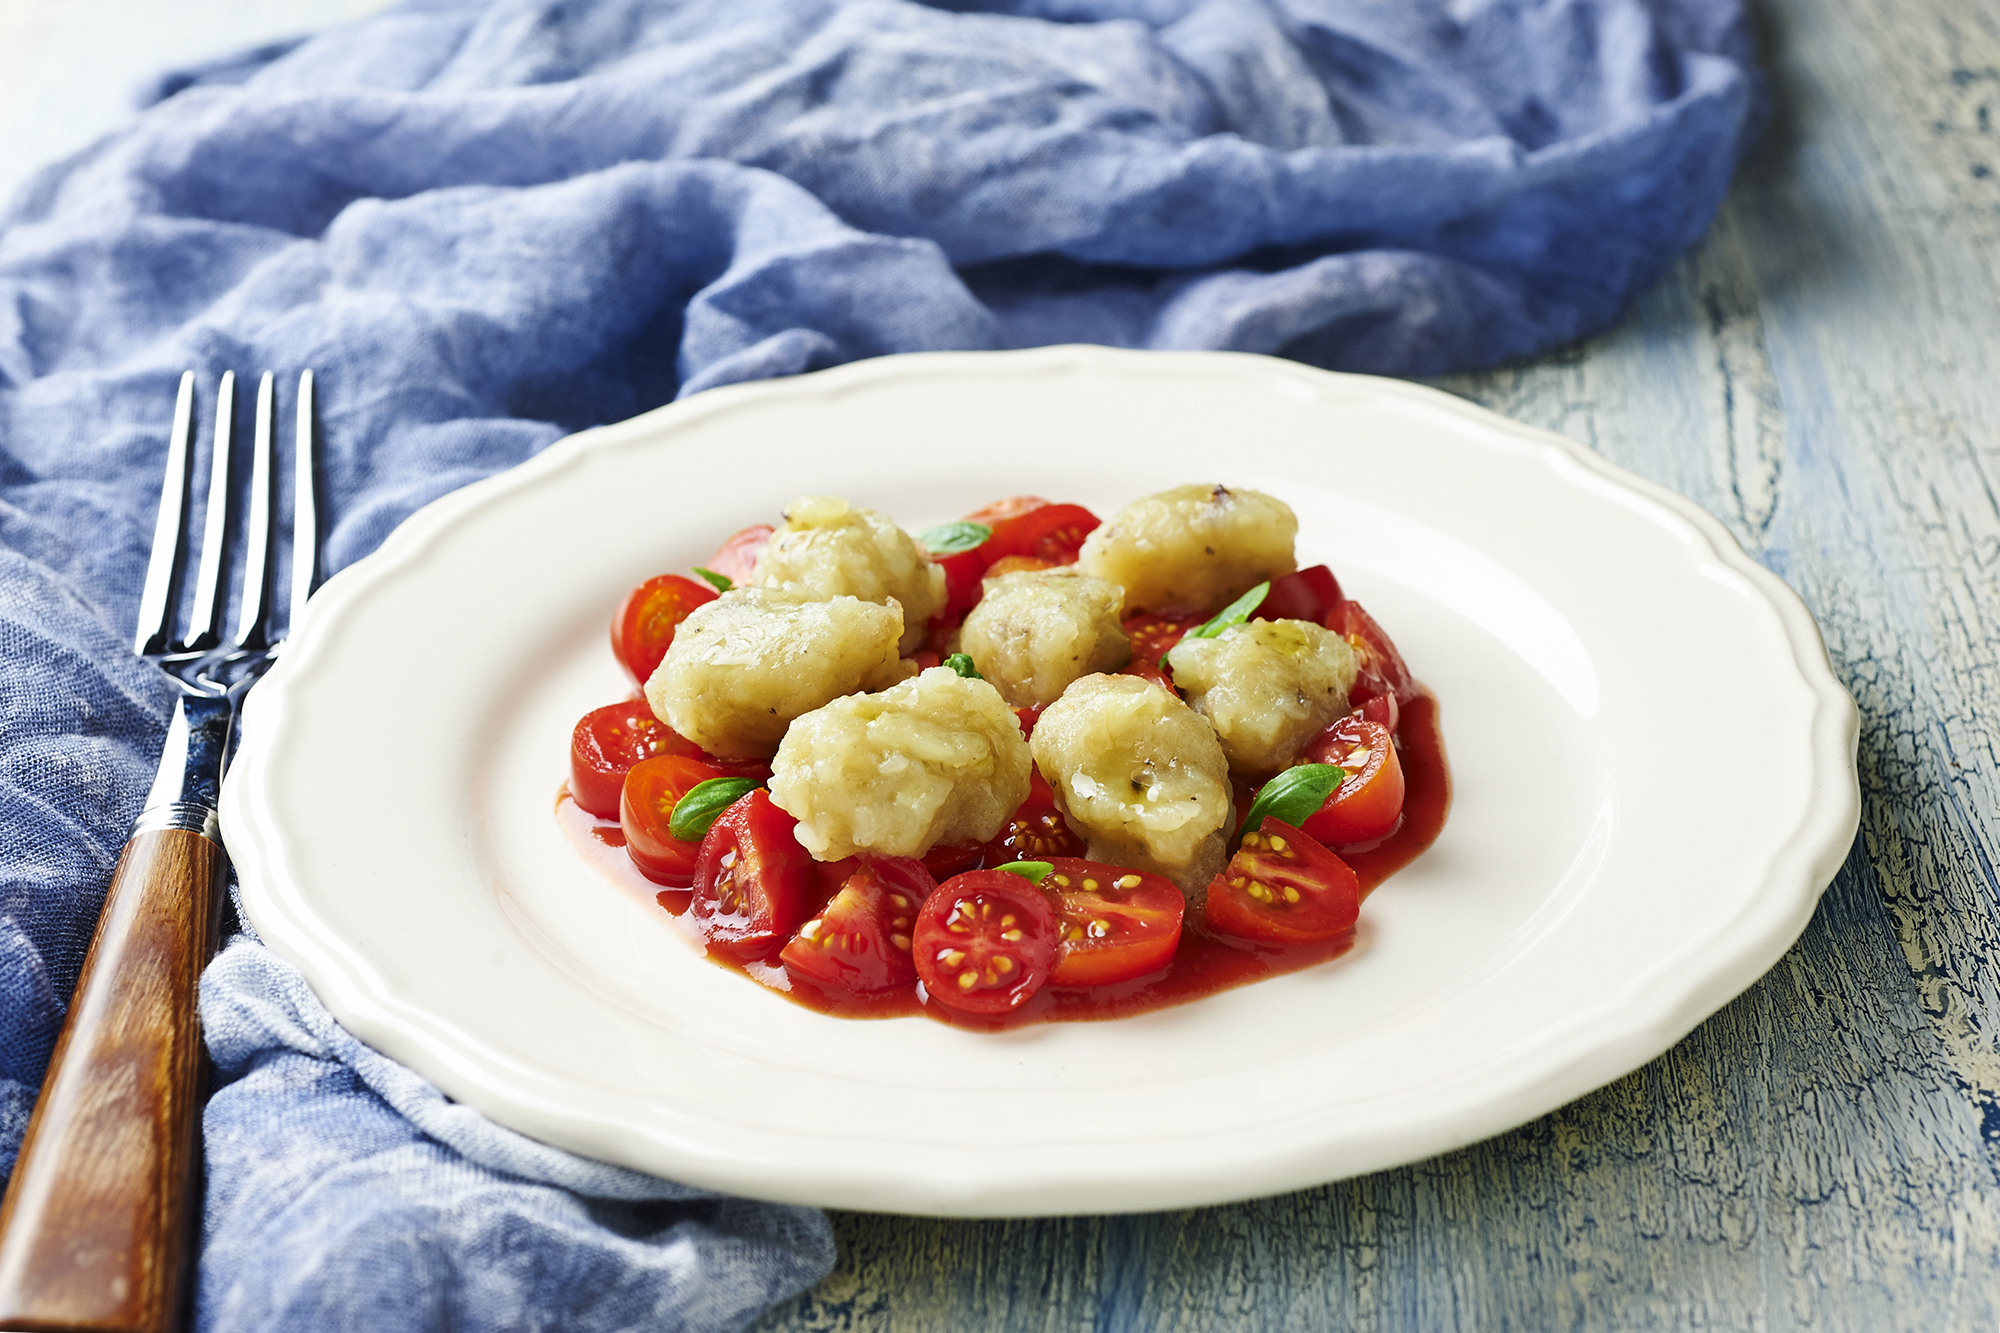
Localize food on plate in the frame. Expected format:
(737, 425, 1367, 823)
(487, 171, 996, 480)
(646, 586, 908, 759)
(1028, 673, 1233, 894)
(1167, 619, 1358, 780)
(958, 567, 1130, 708)
(558, 482, 1449, 1031)
(768, 666, 1032, 861)
(1076, 483, 1297, 615)
(753, 495, 944, 653)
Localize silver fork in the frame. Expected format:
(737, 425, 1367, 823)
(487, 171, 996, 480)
(0, 370, 318, 1333)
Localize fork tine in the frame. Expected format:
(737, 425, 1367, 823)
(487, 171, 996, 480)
(231, 373, 276, 650)
(181, 370, 235, 651)
(287, 369, 318, 636)
(134, 371, 196, 657)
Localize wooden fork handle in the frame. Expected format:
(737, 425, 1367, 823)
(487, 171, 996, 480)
(0, 826, 226, 1333)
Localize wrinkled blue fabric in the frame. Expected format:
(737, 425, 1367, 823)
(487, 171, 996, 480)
(0, 0, 1755, 1327)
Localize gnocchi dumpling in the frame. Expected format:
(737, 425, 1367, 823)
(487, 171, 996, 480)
(647, 587, 908, 760)
(1076, 483, 1297, 615)
(1029, 673, 1232, 894)
(769, 667, 1032, 860)
(754, 495, 945, 653)
(958, 568, 1131, 708)
(1167, 620, 1358, 779)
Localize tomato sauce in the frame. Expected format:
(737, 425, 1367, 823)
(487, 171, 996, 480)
(556, 692, 1449, 1030)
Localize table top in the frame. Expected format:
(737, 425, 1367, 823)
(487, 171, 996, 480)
(8, 0, 1998, 1327)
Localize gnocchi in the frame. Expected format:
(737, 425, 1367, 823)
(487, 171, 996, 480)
(1167, 619, 1358, 779)
(769, 667, 1032, 860)
(959, 568, 1130, 708)
(647, 586, 908, 759)
(1029, 673, 1233, 893)
(1076, 483, 1297, 615)
(754, 495, 945, 654)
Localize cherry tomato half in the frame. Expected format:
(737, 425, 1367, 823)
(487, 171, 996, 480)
(706, 524, 774, 586)
(1327, 600, 1416, 712)
(988, 502, 1100, 565)
(1255, 565, 1344, 626)
(691, 790, 818, 962)
(621, 754, 729, 887)
(611, 573, 718, 685)
(982, 768, 1087, 864)
(1042, 858, 1184, 987)
(570, 701, 695, 818)
(1203, 818, 1359, 945)
(780, 857, 933, 993)
(1301, 715, 1406, 846)
(1123, 611, 1205, 668)
(913, 869, 1060, 1015)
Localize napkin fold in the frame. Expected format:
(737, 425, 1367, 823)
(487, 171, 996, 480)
(0, 0, 1755, 1327)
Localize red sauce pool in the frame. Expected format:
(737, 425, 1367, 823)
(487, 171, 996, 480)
(558, 692, 1450, 1031)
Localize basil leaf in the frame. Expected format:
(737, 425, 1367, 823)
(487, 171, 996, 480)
(1238, 764, 1345, 836)
(1190, 581, 1271, 640)
(668, 777, 760, 843)
(691, 566, 732, 593)
(993, 860, 1053, 884)
(918, 521, 992, 556)
(943, 653, 983, 680)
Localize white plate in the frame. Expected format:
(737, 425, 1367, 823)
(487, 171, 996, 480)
(222, 346, 1858, 1216)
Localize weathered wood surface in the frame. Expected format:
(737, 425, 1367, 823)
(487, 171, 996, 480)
(756, 0, 2000, 1326)
(7, 0, 1999, 1326)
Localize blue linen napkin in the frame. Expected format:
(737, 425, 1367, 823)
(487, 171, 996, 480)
(0, 0, 1755, 1327)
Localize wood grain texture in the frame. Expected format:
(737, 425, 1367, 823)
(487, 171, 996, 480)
(754, 0, 2000, 1327)
(0, 829, 225, 1333)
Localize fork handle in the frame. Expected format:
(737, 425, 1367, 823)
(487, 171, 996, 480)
(0, 826, 226, 1333)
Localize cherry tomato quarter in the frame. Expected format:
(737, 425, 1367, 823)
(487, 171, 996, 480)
(913, 870, 1060, 1014)
(1203, 818, 1359, 945)
(706, 524, 774, 586)
(1255, 565, 1344, 626)
(1302, 715, 1406, 846)
(1042, 858, 1184, 987)
(982, 768, 1087, 864)
(691, 790, 818, 962)
(611, 573, 718, 686)
(621, 755, 729, 886)
(780, 857, 933, 992)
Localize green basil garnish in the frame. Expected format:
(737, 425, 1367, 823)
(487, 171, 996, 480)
(993, 860, 1053, 884)
(668, 777, 760, 842)
(917, 521, 992, 556)
(1238, 763, 1345, 836)
(691, 567, 732, 593)
(942, 653, 983, 680)
(1189, 581, 1270, 640)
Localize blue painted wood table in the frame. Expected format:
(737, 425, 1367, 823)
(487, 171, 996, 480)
(6, 0, 1997, 1326)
